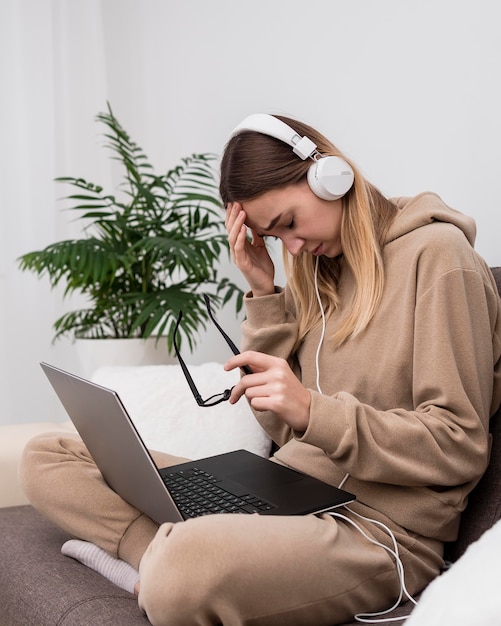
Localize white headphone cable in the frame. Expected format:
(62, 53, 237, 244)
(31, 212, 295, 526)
(313, 257, 326, 395)
(314, 259, 416, 622)
(314, 258, 350, 491)
(328, 508, 417, 623)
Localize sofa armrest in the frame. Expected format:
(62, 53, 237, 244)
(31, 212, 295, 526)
(0, 422, 76, 508)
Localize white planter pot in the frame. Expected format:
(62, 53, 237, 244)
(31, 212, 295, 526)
(75, 337, 175, 379)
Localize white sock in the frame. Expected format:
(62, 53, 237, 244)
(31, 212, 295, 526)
(61, 539, 140, 595)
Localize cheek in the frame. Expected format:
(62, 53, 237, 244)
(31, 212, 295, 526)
(322, 207, 342, 237)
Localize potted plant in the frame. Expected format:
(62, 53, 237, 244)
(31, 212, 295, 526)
(18, 104, 243, 361)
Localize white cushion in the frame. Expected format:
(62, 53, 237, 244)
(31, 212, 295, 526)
(406, 518, 501, 625)
(91, 364, 272, 460)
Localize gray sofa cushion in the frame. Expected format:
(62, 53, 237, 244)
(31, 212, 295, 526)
(0, 504, 415, 626)
(0, 505, 150, 626)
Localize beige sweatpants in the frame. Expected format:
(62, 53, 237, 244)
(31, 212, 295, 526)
(19, 433, 443, 626)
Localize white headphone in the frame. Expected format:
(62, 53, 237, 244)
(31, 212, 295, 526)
(230, 113, 355, 201)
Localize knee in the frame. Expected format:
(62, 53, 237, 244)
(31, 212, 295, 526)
(19, 433, 55, 493)
(138, 520, 231, 626)
(18, 432, 80, 506)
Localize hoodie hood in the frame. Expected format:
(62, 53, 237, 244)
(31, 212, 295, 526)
(386, 192, 477, 248)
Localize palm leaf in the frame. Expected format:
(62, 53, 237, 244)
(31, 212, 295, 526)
(18, 103, 243, 351)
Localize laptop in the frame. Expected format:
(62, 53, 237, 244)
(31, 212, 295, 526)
(41, 362, 355, 524)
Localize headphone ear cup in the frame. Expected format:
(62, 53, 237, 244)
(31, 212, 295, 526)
(307, 156, 355, 201)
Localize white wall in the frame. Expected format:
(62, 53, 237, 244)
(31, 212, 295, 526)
(1, 0, 500, 424)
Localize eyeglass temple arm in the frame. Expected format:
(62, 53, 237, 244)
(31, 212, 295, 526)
(173, 311, 205, 405)
(203, 294, 252, 375)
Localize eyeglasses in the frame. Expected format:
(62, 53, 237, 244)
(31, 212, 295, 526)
(173, 294, 252, 407)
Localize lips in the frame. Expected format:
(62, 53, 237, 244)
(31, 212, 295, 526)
(312, 244, 323, 256)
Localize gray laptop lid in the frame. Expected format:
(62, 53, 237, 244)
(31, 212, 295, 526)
(41, 362, 184, 523)
(41, 362, 355, 524)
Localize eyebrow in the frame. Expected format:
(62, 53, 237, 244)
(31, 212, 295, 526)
(263, 213, 282, 232)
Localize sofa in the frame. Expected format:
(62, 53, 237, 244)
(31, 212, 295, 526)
(1, 267, 500, 626)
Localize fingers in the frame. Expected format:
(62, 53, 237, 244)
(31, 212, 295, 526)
(225, 202, 245, 239)
(224, 351, 282, 404)
(225, 204, 276, 296)
(225, 351, 268, 402)
(226, 203, 264, 248)
(225, 203, 247, 261)
(224, 350, 270, 374)
(224, 351, 311, 431)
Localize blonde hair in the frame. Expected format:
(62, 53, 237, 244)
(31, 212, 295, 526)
(220, 115, 397, 347)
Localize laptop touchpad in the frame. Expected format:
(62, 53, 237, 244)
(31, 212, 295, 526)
(229, 464, 305, 491)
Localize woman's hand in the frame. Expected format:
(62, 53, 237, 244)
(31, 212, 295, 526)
(225, 351, 311, 433)
(225, 202, 276, 297)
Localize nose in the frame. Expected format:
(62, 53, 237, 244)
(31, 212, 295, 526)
(282, 235, 305, 257)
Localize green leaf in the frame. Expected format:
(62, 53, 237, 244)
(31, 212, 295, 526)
(18, 105, 244, 349)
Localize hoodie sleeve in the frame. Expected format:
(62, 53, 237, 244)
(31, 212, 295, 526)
(296, 263, 501, 488)
(240, 288, 299, 446)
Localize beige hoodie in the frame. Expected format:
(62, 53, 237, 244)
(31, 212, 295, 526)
(241, 193, 501, 543)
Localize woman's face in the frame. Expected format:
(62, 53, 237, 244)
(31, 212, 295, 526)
(242, 179, 344, 258)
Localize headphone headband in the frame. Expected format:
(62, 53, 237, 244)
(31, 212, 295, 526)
(231, 114, 320, 161)
(230, 113, 354, 201)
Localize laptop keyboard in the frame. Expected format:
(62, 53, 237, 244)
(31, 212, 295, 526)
(162, 467, 276, 518)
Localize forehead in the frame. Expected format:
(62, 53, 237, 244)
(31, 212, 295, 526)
(241, 184, 301, 229)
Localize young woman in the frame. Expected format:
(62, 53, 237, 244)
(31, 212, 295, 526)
(21, 113, 501, 626)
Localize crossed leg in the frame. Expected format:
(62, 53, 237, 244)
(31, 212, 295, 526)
(20, 432, 441, 626)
